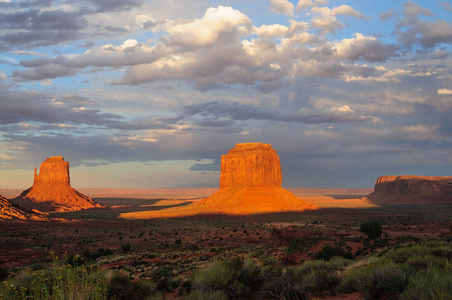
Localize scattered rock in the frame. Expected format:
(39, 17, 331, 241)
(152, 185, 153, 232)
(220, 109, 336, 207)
(15, 156, 105, 212)
(0, 194, 49, 221)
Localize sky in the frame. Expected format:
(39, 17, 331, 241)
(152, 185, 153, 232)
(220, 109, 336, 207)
(0, 0, 451, 189)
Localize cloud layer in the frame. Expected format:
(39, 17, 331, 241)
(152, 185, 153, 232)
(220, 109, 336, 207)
(0, 0, 451, 188)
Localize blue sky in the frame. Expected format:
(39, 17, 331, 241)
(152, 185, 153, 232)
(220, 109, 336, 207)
(0, 0, 451, 189)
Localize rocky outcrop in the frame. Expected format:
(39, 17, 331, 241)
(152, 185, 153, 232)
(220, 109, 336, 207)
(367, 175, 452, 203)
(125, 143, 316, 218)
(220, 143, 282, 188)
(0, 194, 49, 221)
(16, 156, 105, 212)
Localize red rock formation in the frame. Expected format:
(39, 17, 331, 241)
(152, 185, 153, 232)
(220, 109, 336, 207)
(0, 194, 49, 221)
(16, 156, 105, 211)
(367, 175, 452, 203)
(220, 143, 282, 188)
(124, 143, 317, 218)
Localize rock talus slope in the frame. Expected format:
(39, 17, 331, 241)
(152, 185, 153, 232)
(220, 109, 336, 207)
(16, 156, 105, 211)
(0, 194, 49, 221)
(366, 175, 452, 203)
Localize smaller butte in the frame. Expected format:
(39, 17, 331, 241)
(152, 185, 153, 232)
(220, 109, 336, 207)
(15, 156, 105, 212)
(121, 143, 317, 218)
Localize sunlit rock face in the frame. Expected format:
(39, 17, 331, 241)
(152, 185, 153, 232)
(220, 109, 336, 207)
(16, 156, 105, 212)
(367, 175, 452, 203)
(133, 143, 317, 218)
(0, 194, 48, 221)
(220, 143, 282, 188)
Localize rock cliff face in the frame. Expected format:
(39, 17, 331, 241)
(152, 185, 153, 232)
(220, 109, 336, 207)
(16, 156, 105, 211)
(0, 194, 49, 221)
(132, 143, 317, 218)
(367, 175, 452, 203)
(220, 143, 282, 188)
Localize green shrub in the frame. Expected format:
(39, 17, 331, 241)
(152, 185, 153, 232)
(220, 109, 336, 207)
(359, 220, 382, 239)
(121, 243, 132, 253)
(106, 270, 157, 300)
(313, 244, 352, 261)
(401, 267, 452, 300)
(192, 260, 238, 297)
(259, 266, 308, 300)
(287, 238, 315, 253)
(0, 257, 107, 300)
(342, 260, 411, 299)
(0, 267, 9, 281)
(296, 258, 351, 295)
(186, 290, 229, 300)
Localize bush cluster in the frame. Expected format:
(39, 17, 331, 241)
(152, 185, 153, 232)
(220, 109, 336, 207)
(359, 220, 383, 239)
(1, 238, 450, 299)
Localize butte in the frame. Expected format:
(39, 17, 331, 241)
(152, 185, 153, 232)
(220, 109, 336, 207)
(122, 143, 317, 218)
(15, 156, 105, 212)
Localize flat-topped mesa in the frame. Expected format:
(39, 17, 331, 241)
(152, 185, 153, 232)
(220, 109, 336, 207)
(16, 156, 105, 212)
(367, 175, 452, 203)
(220, 143, 282, 188)
(375, 175, 452, 193)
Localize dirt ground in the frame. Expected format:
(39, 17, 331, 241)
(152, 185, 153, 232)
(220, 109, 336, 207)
(1, 188, 451, 299)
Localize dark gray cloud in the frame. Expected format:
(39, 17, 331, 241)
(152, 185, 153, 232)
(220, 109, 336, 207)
(181, 100, 371, 126)
(0, 0, 145, 51)
(395, 2, 452, 48)
(84, 0, 145, 13)
(12, 64, 78, 80)
(0, 7, 88, 51)
(0, 86, 177, 131)
(189, 160, 221, 171)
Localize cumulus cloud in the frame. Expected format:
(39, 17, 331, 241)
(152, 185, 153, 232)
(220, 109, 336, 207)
(10, 4, 407, 88)
(395, 2, 452, 48)
(269, 0, 294, 17)
(334, 33, 399, 62)
(166, 6, 252, 48)
(296, 0, 328, 11)
(309, 5, 366, 34)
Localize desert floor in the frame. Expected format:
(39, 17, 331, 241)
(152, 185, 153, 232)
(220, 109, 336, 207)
(1, 188, 451, 299)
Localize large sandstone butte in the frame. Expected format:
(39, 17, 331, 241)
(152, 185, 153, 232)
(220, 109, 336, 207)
(366, 175, 452, 203)
(16, 156, 105, 212)
(0, 194, 49, 221)
(121, 143, 317, 218)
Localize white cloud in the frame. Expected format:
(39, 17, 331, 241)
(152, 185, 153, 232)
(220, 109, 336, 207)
(255, 24, 289, 38)
(269, 0, 294, 17)
(41, 79, 53, 86)
(296, 0, 328, 11)
(309, 5, 365, 34)
(166, 6, 252, 48)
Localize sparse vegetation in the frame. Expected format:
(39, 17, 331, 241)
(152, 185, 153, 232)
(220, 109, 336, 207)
(359, 220, 383, 239)
(1, 196, 451, 299)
